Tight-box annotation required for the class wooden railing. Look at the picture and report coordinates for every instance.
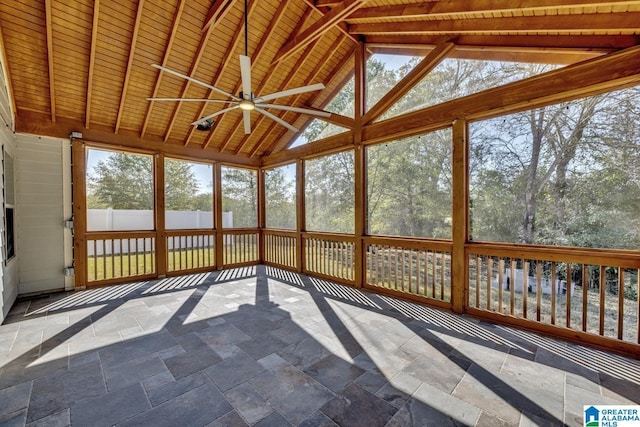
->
[303,232,355,284]
[364,236,452,308]
[86,231,156,284]
[166,230,216,274]
[264,229,297,271]
[222,229,259,267]
[467,244,640,350]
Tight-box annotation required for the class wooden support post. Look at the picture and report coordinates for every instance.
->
[296,159,305,273]
[155,153,167,277]
[354,41,366,289]
[451,119,468,313]
[258,167,266,264]
[215,163,224,269]
[72,139,87,289]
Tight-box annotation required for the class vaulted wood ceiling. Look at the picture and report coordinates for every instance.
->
[0,0,639,161]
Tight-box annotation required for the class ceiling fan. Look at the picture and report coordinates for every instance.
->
[147,0,330,134]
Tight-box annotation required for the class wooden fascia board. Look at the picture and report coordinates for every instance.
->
[362,41,454,124]
[349,12,640,35]
[348,0,640,21]
[273,0,365,65]
[141,0,186,138]
[15,111,259,167]
[363,44,640,145]
[115,0,145,133]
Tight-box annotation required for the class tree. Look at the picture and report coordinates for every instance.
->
[222,166,257,228]
[265,165,296,229]
[88,152,206,211]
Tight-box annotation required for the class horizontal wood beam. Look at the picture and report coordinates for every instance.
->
[316,0,341,6]
[348,0,640,21]
[362,41,454,124]
[274,0,365,65]
[312,109,355,129]
[15,110,259,166]
[363,34,640,51]
[363,44,640,145]
[350,13,640,35]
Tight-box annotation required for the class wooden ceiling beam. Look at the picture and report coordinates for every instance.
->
[162,1,237,142]
[316,0,342,7]
[140,0,186,138]
[184,0,258,147]
[348,0,640,22]
[115,0,145,133]
[202,0,233,31]
[85,0,100,129]
[44,0,56,122]
[363,34,640,50]
[270,41,355,155]
[362,41,454,125]
[273,0,366,65]
[301,0,360,46]
[200,0,290,149]
[349,12,640,35]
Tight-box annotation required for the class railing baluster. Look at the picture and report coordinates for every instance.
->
[551,261,557,325]
[498,258,504,314]
[599,265,606,336]
[475,256,481,308]
[566,263,572,328]
[523,259,528,319]
[486,257,492,311]
[618,268,624,340]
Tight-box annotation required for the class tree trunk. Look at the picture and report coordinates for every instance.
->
[522,109,545,244]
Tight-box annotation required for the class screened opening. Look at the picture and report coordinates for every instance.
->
[378,59,562,122]
[221,166,257,228]
[164,158,213,230]
[367,129,452,239]
[265,163,296,230]
[86,148,154,231]
[366,53,421,112]
[469,86,640,250]
[305,151,354,234]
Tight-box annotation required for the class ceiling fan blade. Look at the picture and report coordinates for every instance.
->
[190,105,239,125]
[239,55,252,100]
[152,64,241,101]
[256,103,331,117]
[147,98,239,103]
[243,110,251,134]
[255,108,299,133]
[254,83,325,103]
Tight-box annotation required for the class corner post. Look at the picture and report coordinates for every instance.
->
[354,40,367,288]
[215,163,224,269]
[72,139,87,289]
[155,153,167,278]
[296,159,305,273]
[451,118,468,313]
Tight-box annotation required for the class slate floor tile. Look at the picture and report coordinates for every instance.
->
[304,354,365,392]
[70,383,150,427]
[320,383,397,427]
[25,409,70,427]
[103,353,168,391]
[163,346,222,380]
[118,383,232,427]
[147,371,209,407]
[206,410,248,427]
[224,382,274,424]
[205,351,265,391]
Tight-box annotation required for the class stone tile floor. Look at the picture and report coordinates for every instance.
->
[0,265,638,426]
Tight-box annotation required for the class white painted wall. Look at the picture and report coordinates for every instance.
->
[15,134,72,295]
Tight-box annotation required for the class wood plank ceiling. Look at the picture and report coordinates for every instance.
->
[0,0,639,160]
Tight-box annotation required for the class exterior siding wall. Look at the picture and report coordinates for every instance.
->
[15,134,70,295]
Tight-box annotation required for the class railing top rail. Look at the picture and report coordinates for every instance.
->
[263,229,297,237]
[222,228,260,235]
[86,231,156,240]
[302,231,356,242]
[467,242,640,269]
[165,229,217,236]
[364,235,453,251]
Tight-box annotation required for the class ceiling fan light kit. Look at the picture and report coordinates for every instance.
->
[147,0,331,135]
